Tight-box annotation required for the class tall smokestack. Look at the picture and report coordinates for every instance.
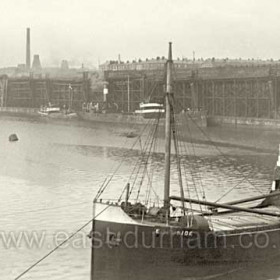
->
[26,28,30,70]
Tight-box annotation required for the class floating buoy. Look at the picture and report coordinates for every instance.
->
[9,134,18,142]
[126,131,138,138]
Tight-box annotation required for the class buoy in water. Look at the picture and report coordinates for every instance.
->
[9,134,18,142]
[125,132,138,138]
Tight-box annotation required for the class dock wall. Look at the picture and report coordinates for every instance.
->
[104,64,280,124]
[208,116,280,128]
[2,64,280,127]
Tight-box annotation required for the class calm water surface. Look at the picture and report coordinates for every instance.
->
[0,115,280,280]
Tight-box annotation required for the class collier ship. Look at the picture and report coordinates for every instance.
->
[89,43,280,280]
[77,100,207,127]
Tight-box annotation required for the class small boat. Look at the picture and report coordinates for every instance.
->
[38,103,61,116]
[89,43,280,280]
[38,85,77,118]
[135,102,165,119]
[38,104,77,118]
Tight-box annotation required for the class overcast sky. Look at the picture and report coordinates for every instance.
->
[1,0,280,67]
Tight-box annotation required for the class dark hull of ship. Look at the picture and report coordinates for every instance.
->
[91,217,280,280]
[142,112,164,119]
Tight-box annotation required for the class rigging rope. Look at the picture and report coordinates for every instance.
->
[148,112,161,206]
[182,113,207,209]
[168,68,205,215]
[178,113,213,225]
[136,114,161,203]
[117,119,156,202]
[171,109,187,215]
[174,98,266,202]
[132,119,157,197]
[176,117,195,217]
[144,112,161,206]
[176,112,204,213]
[186,112,265,196]
[116,114,161,205]
[95,118,154,200]
[214,176,251,203]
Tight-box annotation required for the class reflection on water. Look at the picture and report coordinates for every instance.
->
[0,115,279,279]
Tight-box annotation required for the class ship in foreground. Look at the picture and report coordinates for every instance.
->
[89,43,280,280]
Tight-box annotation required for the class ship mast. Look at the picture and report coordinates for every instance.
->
[163,42,173,209]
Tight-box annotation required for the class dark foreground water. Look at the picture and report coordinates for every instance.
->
[0,115,280,280]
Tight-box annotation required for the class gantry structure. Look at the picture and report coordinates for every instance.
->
[103,61,280,119]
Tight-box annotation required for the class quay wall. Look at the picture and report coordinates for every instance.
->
[208,116,280,128]
[0,107,37,114]
[2,64,280,128]
[104,64,280,125]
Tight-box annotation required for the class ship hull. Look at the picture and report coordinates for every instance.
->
[91,204,280,280]
[38,111,77,118]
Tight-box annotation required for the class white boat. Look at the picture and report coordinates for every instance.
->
[38,104,61,116]
[38,104,77,118]
[135,102,165,119]
[38,85,77,118]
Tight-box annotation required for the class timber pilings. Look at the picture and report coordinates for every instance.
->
[104,67,280,117]
[2,75,90,109]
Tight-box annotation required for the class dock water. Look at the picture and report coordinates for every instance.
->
[0,114,280,279]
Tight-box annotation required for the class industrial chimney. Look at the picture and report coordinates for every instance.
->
[26,28,31,70]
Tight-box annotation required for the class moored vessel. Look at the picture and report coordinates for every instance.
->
[38,103,77,118]
[89,43,280,280]
[38,103,60,116]
[135,102,165,119]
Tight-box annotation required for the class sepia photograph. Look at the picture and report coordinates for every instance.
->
[1,0,280,279]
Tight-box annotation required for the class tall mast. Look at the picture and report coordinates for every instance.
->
[163,42,173,209]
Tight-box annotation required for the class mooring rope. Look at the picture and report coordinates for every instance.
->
[14,204,110,280]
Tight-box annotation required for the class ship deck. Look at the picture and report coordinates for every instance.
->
[209,206,280,232]
[95,203,280,233]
